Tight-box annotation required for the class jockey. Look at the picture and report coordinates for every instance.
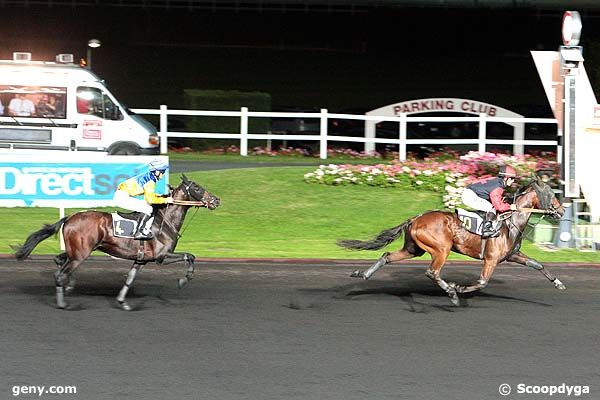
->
[461,164,517,238]
[113,159,173,240]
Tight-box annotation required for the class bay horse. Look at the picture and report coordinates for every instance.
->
[338,176,566,306]
[14,175,220,310]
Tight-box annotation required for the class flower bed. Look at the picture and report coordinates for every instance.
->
[304,151,559,209]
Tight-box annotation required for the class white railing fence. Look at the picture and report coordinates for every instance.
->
[131,106,559,160]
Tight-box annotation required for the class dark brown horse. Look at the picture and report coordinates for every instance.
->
[339,177,566,305]
[14,175,220,310]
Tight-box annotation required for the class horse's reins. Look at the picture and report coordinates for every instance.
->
[171,182,208,236]
[517,207,554,214]
[172,199,206,206]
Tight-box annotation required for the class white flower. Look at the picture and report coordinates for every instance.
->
[416,180,423,185]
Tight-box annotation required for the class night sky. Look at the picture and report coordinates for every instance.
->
[1,3,599,115]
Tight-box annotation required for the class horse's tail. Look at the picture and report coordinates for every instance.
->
[13,217,68,260]
[337,217,415,251]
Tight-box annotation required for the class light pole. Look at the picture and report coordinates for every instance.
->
[86,39,101,70]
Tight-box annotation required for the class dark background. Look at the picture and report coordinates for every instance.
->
[2,1,600,116]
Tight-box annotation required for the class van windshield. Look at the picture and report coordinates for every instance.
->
[0,85,66,119]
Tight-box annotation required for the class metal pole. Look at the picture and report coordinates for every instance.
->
[86,47,92,69]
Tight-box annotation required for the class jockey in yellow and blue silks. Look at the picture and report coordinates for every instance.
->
[113,160,173,240]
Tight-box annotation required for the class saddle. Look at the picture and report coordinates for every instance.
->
[111,212,142,238]
[455,208,501,237]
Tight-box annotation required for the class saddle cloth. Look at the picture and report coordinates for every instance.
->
[111,212,142,238]
[455,208,501,236]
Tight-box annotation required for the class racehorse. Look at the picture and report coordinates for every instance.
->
[338,176,566,305]
[14,175,220,310]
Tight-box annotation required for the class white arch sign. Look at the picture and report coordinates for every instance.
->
[364,97,525,154]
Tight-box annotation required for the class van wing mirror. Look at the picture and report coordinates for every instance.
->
[111,106,123,121]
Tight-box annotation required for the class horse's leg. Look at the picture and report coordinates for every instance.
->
[53,253,70,309]
[423,250,459,306]
[54,258,84,309]
[350,249,415,279]
[54,253,76,294]
[160,252,196,289]
[454,259,498,294]
[116,262,145,311]
[507,251,566,290]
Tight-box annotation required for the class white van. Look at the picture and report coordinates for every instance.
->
[0,53,159,155]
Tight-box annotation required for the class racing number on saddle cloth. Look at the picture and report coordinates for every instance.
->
[112,214,136,238]
[114,220,126,236]
[459,215,473,230]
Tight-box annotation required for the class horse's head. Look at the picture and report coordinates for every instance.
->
[176,174,220,210]
[515,176,564,219]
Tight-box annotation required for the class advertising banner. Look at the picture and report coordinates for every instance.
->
[0,154,169,208]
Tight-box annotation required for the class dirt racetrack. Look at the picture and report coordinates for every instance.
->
[1,257,599,400]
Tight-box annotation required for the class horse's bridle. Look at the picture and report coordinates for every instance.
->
[180,182,208,207]
[512,181,561,218]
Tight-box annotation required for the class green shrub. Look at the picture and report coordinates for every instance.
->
[183,89,271,150]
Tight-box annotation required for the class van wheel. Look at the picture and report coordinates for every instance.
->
[110,144,141,155]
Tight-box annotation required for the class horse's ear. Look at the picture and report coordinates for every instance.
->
[181,174,189,183]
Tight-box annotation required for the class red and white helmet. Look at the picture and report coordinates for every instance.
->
[498,165,517,178]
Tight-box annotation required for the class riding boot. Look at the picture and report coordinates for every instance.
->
[481,211,497,238]
[133,214,153,240]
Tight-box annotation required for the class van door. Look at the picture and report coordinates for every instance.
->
[75,86,125,151]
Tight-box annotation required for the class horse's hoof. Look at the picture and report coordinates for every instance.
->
[447,289,460,306]
[177,278,189,289]
[65,286,75,295]
[56,301,68,309]
[350,270,365,279]
[118,301,132,311]
[554,279,566,290]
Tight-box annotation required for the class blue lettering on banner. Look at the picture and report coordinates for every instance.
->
[0,156,168,207]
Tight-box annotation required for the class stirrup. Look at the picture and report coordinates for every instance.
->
[133,231,153,240]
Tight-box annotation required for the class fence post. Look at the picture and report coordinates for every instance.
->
[320,108,328,159]
[399,114,407,161]
[240,107,248,156]
[159,104,168,154]
[59,207,65,251]
[478,113,487,154]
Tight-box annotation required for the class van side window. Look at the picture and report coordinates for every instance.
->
[76,87,123,120]
[0,85,66,119]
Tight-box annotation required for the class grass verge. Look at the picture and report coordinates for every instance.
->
[2,166,598,263]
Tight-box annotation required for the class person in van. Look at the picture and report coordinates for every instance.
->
[113,160,173,240]
[8,93,35,116]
